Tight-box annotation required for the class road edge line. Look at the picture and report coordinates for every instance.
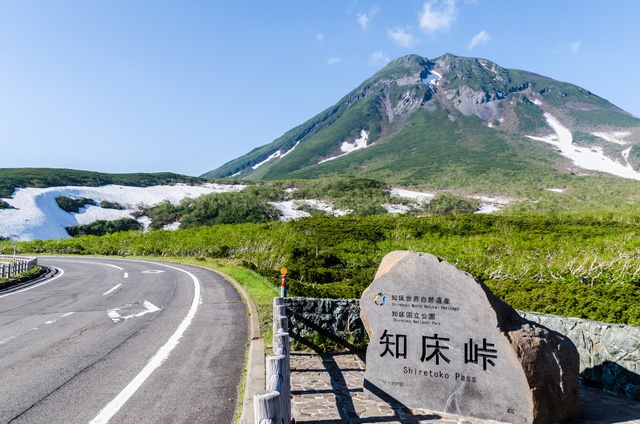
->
[207,268,264,424]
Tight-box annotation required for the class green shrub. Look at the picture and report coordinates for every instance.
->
[100,201,124,210]
[428,193,480,215]
[66,218,143,237]
[55,196,97,213]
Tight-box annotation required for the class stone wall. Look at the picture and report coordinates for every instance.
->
[284,297,640,400]
[520,311,640,400]
[284,298,367,352]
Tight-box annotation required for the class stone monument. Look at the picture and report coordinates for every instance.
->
[360,251,580,424]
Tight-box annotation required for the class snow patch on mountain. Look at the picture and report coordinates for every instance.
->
[390,189,510,213]
[318,130,369,164]
[383,203,411,214]
[390,188,435,203]
[0,183,245,241]
[269,200,351,219]
[591,131,631,145]
[527,113,640,181]
[473,196,511,214]
[422,71,442,89]
[252,141,301,170]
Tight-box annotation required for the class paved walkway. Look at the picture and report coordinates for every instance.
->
[290,352,640,424]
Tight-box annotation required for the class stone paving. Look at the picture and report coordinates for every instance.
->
[290,352,640,424]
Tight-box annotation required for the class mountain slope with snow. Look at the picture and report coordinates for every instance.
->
[203,53,640,195]
[0,184,245,241]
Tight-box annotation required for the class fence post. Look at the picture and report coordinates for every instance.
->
[255,296,291,424]
[273,331,290,424]
[253,390,280,424]
[273,297,286,347]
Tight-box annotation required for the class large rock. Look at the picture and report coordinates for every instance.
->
[361,251,580,424]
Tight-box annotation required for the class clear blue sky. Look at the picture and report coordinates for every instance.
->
[1,1,638,176]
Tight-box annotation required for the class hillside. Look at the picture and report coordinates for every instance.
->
[204,54,640,196]
[0,168,207,198]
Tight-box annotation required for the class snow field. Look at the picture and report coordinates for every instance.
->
[527,113,640,181]
[1,183,509,241]
[0,183,245,241]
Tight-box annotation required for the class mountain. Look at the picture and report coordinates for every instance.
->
[203,53,640,194]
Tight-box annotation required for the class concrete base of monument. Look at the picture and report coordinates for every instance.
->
[360,251,581,424]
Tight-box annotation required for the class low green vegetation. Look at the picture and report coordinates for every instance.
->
[428,193,480,215]
[0,200,12,209]
[56,196,97,213]
[100,201,124,210]
[515,97,547,133]
[6,212,640,326]
[137,186,284,230]
[569,109,640,127]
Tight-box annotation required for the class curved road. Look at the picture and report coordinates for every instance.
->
[0,257,248,423]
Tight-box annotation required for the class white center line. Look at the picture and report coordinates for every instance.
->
[89,262,201,424]
[102,284,122,296]
[0,312,75,345]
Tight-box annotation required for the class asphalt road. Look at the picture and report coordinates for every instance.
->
[0,257,248,423]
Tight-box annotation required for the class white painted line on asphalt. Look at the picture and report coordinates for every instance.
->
[102,284,122,296]
[0,266,65,299]
[0,311,75,345]
[51,259,125,271]
[107,301,161,323]
[89,262,201,424]
[124,273,129,279]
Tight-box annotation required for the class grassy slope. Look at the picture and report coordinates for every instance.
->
[7,212,640,326]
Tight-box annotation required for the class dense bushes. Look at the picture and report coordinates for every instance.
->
[66,218,143,237]
[7,212,640,325]
[55,196,97,213]
[138,186,284,230]
[428,193,480,215]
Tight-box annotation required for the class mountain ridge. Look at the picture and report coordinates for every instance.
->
[203,53,640,192]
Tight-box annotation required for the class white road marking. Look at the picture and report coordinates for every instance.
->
[0,312,75,345]
[107,301,160,323]
[50,259,125,271]
[0,267,65,299]
[102,284,122,296]
[141,270,164,274]
[123,273,128,278]
[90,263,201,424]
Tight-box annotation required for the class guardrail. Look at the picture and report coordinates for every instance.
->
[0,255,38,279]
[254,297,291,424]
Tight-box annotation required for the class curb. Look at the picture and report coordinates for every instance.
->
[209,269,265,424]
[0,265,49,291]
